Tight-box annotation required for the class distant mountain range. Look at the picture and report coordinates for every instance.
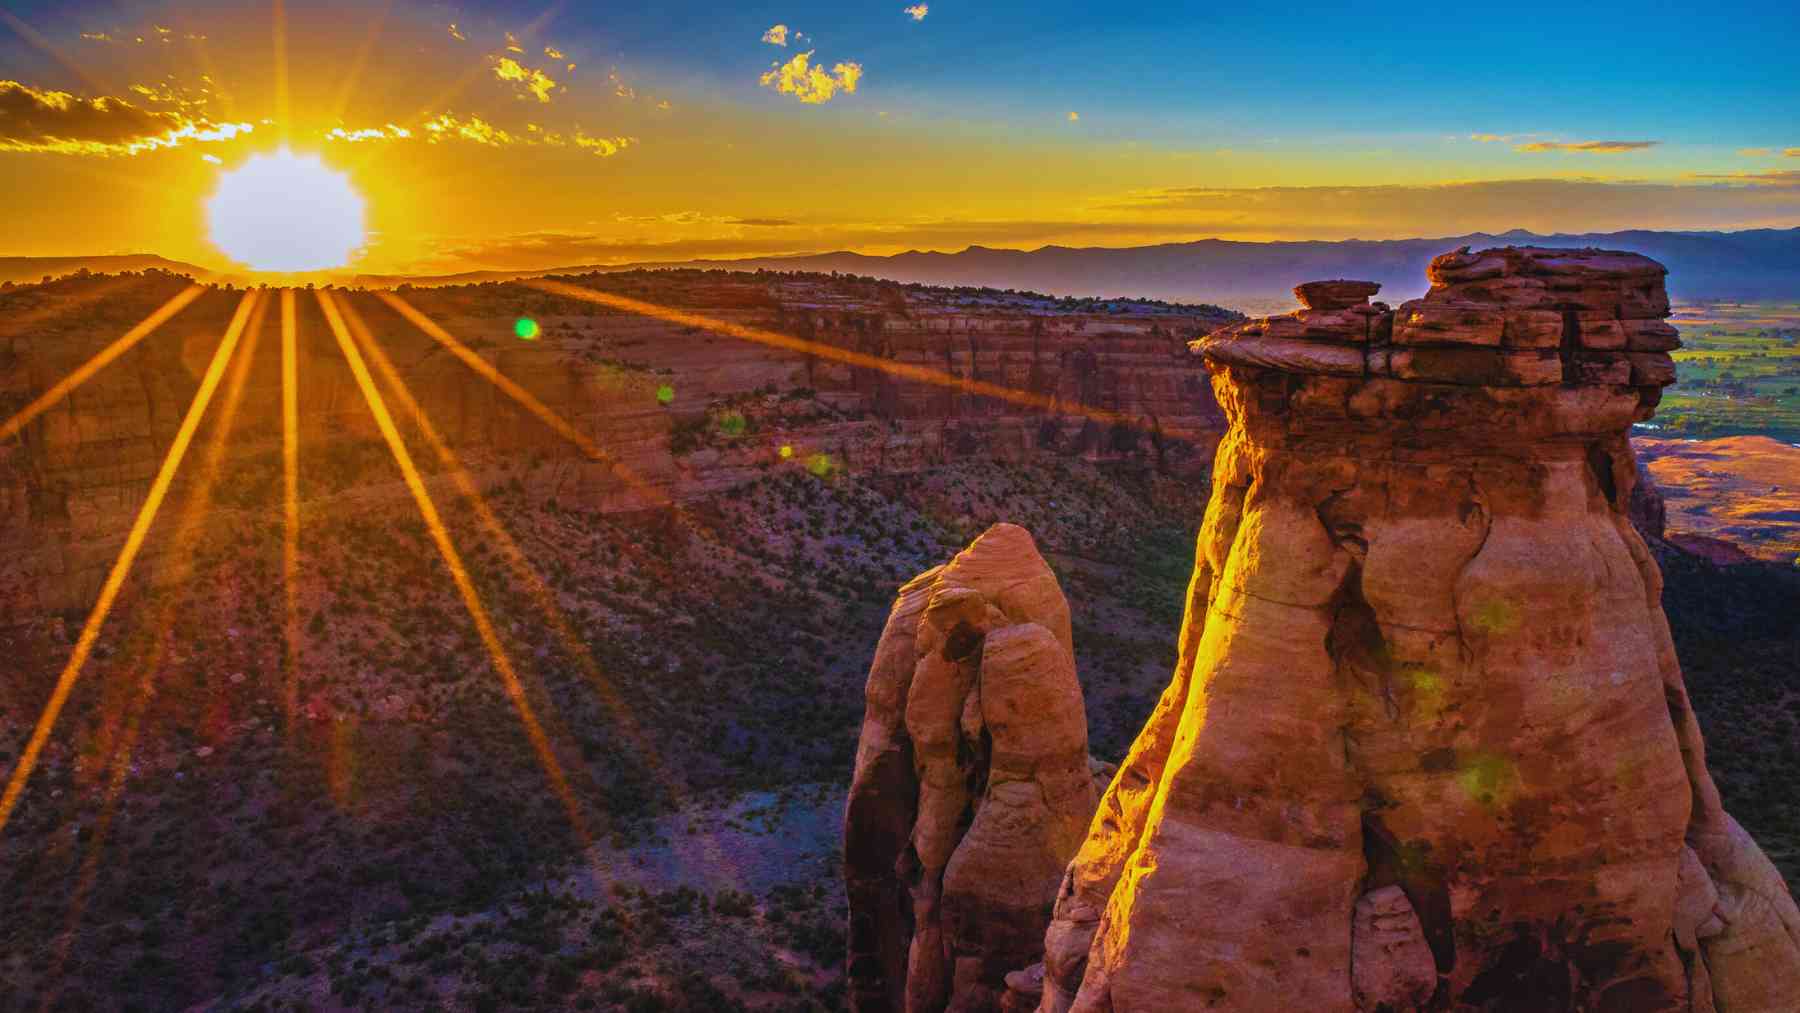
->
[356,227,1800,307]
[0,254,216,286]
[11,227,1800,308]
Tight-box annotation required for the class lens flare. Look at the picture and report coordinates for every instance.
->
[207,149,365,271]
[514,317,541,340]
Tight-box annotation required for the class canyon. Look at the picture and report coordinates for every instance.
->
[0,258,1796,1010]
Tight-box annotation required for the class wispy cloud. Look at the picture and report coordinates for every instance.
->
[1739,147,1773,157]
[904,5,929,21]
[574,132,635,157]
[504,31,524,54]
[325,124,412,143]
[1788,148,1800,158]
[760,51,863,104]
[448,23,467,42]
[494,57,558,103]
[761,24,789,46]
[421,112,519,146]
[613,211,797,227]
[1067,111,1080,122]
[1513,139,1658,153]
[0,80,251,156]
[544,45,565,60]
[1689,169,1800,186]
[327,115,634,159]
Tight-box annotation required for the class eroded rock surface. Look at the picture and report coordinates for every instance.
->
[845,523,1096,1012]
[1034,248,1800,1011]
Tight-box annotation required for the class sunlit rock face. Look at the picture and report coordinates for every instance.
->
[845,523,1097,1012]
[1035,249,1800,1011]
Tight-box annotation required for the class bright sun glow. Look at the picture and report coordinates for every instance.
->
[207,150,365,272]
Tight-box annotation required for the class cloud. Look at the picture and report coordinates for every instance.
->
[421,113,518,146]
[762,24,789,46]
[1468,132,1508,143]
[573,132,635,157]
[504,32,524,54]
[79,31,112,42]
[0,80,252,156]
[1067,111,1079,122]
[904,5,929,20]
[544,45,565,60]
[1513,139,1658,153]
[1788,148,1800,158]
[331,115,636,159]
[448,23,467,42]
[612,212,797,227]
[1688,169,1800,186]
[494,57,558,103]
[325,124,413,142]
[760,51,863,104]
[1739,147,1773,157]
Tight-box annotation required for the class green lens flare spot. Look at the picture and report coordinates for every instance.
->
[1468,598,1520,636]
[806,453,834,478]
[514,317,540,340]
[717,411,747,437]
[656,384,675,405]
[1455,752,1518,809]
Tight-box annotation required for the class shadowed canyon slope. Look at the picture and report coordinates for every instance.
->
[1022,249,1800,1010]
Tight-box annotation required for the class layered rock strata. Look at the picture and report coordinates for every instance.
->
[0,275,1231,615]
[1034,249,1800,1011]
[845,523,1097,1012]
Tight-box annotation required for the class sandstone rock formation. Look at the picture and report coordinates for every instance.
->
[845,523,1097,1012]
[1032,248,1800,1011]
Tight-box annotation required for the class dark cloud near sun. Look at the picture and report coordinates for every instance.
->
[0,80,251,155]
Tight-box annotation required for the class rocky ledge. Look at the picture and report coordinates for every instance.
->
[1023,248,1800,1011]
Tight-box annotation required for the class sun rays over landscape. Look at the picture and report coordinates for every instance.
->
[3,2,1800,1011]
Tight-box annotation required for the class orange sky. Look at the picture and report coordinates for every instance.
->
[1,1,1797,276]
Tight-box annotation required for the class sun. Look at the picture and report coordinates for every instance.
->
[207,149,365,272]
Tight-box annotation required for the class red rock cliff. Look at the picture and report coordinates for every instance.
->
[1033,248,1800,1011]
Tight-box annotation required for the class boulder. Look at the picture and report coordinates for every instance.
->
[1295,280,1381,311]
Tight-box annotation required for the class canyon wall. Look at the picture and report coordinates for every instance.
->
[1030,249,1800,1011]
[0,273,1232,615]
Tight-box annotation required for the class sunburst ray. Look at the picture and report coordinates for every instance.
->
[0,285,207,444]
[0,290,260,838]
[375,290,675,508]
[316,290,593,845]
[280,289,302,737]
[34,291,269,1009]
[523,278,1195,440]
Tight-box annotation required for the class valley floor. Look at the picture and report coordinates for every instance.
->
[0,456,1795,1012]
